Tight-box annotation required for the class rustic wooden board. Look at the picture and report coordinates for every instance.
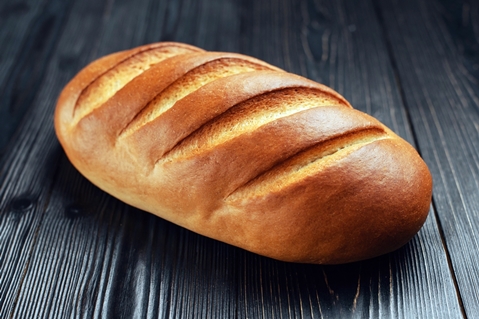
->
[375,0,479,317]
[0,0,109,316]
[231,0,463,317]
[0,0,472,317]
[0,0,75,154]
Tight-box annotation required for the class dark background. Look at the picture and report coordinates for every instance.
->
[0,0,478,317]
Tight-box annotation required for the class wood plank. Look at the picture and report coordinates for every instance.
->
[143,0,243,51]
[3,0,245,316]
[375,0,479,317]
[0,0,111,316]
[0,0,467,318]
[0,0,75,155]
[236,0,463,317]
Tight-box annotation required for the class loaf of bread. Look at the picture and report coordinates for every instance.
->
[54,42,432,264]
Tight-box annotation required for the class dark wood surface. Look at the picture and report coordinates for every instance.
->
[0,0,477,317]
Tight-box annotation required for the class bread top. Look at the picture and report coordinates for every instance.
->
[55,42,432,264]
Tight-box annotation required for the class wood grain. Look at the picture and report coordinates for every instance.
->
[239,2,462,317]
[0,0,74,155]
[0,0,110,316]
[375,0,479,317]
[0,0,473,317]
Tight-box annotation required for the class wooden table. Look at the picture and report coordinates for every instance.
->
[1,0,477,317]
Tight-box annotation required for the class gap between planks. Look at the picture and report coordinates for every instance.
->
[370,0,467,317]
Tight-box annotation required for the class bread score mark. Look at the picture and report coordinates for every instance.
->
[226,127,389,200]
[119,58,275,138]
[72,44,200,124]
[157,88,351,163]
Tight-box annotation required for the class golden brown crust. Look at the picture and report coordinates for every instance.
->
[54,42,432,264]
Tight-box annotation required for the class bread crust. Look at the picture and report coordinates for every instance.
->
[55,42,432,264]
